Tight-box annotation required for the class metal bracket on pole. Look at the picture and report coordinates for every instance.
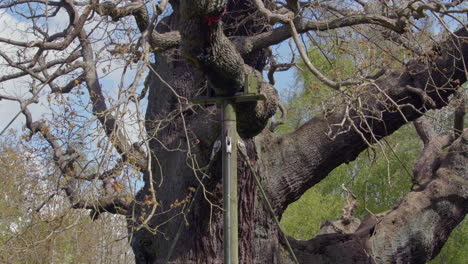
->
[191,74,266,106]
[226,137,232,154]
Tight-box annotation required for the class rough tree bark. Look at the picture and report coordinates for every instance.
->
[126,1,467,263]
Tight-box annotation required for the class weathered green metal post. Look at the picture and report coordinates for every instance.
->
[222,100,238,264]
[189,74,264,264]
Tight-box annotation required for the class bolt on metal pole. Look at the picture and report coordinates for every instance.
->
[222,100,238,264]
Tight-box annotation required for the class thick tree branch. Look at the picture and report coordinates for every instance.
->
[236,14,407,55]
[0,0,87,51]
[368,129,468,263]
[90,0,179,52]
[78,29,148,170]
[284,128,467,264]
[92,0,149,32]
[257,25,468,214]
[453,92,465,138]
[412,117,447,188]
[150,31,181,51]
[414,116,437,146]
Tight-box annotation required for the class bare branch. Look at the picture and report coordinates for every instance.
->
[265,46,295,86]
[50,74,85,93]
[288,20,360,90]
[0,52,82,83]
[78,30,147,170]
[0,0,88,51]
[17,99,132,216]
[252,0,293,24]
[239,0,467,56]
[269,103,287,132]
[75,161,124,181]
[405,85,437,109]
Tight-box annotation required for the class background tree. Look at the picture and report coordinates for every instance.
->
[0,0,467,263]
[0,130,134,263]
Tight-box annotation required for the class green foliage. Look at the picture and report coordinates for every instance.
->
[280,125,417,238]
[280,186,344,240]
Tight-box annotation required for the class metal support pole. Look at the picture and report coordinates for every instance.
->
[222,100,238,264]
[190,74,263,263]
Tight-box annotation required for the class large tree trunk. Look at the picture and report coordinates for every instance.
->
[131,3,283,262]
[129,1,467,263]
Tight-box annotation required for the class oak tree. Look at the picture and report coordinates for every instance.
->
[0,0,466,263]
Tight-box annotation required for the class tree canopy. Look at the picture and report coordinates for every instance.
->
[0,0,466,263]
